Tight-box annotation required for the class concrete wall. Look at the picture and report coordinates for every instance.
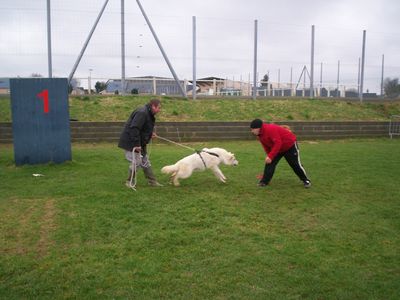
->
[0,121,390,144]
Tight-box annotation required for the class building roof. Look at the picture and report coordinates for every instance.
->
[197,77,225,81]
[0,78,10,89]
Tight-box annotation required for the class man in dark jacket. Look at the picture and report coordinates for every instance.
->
[118,99,162,187]
[250,118,311,188]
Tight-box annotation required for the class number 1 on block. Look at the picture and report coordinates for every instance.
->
[37,89,49,113]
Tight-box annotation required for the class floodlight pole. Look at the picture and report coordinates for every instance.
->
[278,69,280,88]
[192,16,197,100]
[320,62,323,95]
[359,30,366,102]
[337,60,340,97]
[121,0,126,95]
[46,0,52,78]
[252,19,258,100]
[380,54,384,97]
[310,25,315,98]
[290,67,293,86]
[68,0,110,83]
[136,0,186,97]
[357,57,361,95]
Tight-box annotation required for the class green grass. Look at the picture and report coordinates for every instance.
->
[1,139,400,299]
[1,95,400,122]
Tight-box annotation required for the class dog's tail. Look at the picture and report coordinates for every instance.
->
[161,164,178,176]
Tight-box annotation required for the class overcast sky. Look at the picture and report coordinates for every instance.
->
[1,0,399,93]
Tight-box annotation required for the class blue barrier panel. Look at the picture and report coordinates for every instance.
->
[10,78,72,166]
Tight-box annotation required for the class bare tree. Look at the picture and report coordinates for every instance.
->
[260,73,272,91]
[30,73,43,78]
[384,78,400,98]
[260,74,269,87]
[95,81,107,93]
[68,78,81,94]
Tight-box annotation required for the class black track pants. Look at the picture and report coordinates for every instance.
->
[261,142,309,185]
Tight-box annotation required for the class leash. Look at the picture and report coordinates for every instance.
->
[157,135,219,169]
[157,135,196,152]
[127,147,152,191]
[127,149,139,191]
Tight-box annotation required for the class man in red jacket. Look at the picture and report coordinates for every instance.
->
[250,119,311,188]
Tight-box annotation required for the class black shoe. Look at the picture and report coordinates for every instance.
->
[257,182,267,187]
[304,180,311,188]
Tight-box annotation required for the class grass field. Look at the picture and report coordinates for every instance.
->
[1,95,400,122]
[1,139,399,299]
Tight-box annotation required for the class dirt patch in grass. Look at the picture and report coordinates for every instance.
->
[0,198,57,257]
[37,199,57,257]
[15,199,36,255]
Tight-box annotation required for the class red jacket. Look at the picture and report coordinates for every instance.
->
[257,123,297,160]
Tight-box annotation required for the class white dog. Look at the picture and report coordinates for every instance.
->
[161,147,238,186]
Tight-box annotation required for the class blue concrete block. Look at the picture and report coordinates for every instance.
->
[10,78,71,165]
